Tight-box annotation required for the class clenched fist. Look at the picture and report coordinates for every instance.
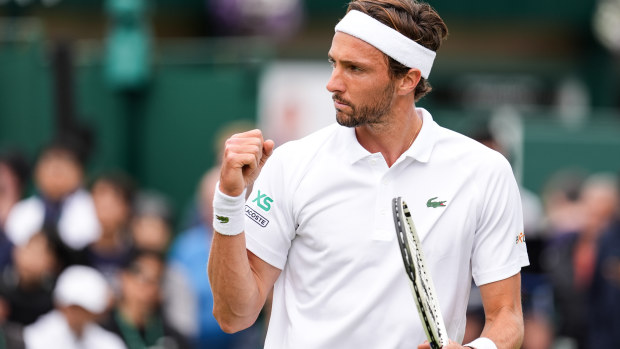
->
[218,129,274,197]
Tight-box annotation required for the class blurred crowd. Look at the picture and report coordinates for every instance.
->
[463,130,620,349]
[0,129,267,349]
[0,121,619,349]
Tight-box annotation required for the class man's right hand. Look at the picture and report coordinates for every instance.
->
[219,129,275,197]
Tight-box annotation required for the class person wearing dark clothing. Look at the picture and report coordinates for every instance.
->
[4,137,100,269]
[0,233,58,326]
[102,249,188,349]
[542,172,619,348]
[0,149,30,272]
[542,232,590,348]
[589,220,620,348]
[0,233,13,278]
[85,171,136,292]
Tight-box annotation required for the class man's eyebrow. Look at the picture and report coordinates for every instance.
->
[327,55,368,67]
[341,59,371,69]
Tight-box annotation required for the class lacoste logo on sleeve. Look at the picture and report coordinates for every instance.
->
[245,205,269,227]
[215,215,229,224]
[426,197,447,208]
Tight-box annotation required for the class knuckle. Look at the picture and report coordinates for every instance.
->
[222,151,234,163]
[224,138,236,148]
[253,144,262,154]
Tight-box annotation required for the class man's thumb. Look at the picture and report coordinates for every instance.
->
[260,139,275,166]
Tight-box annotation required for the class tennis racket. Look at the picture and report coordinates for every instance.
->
[392,197,449,349]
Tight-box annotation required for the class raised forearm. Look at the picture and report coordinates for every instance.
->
[472,274,524,349]
[208,232,264,333]
[208,129,277,333]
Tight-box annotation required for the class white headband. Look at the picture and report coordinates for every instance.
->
[334,10,436,79]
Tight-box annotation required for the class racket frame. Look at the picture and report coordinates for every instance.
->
[392,196,449,349]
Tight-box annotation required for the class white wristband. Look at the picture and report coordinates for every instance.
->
[212,182,246,236]
[464,337,498,349]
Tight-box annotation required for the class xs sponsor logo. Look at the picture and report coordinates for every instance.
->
[515,232,526,244]
[245,205,269,227]
[252,190,273,211]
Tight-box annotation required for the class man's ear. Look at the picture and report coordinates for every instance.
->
[397,68,421,96]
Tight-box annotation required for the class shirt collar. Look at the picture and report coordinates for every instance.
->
[340,107,438,165]
[401,107,436,163]
[340,125,371,165]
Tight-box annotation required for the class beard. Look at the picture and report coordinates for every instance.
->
[333,80,396,128]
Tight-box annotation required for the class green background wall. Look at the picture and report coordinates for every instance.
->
[0,36,269,220]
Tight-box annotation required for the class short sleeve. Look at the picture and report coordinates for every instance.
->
[471,155,530,286]
[244,146,296,270]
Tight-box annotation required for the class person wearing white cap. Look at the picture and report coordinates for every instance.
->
[208,1,528,349]
[23,265,126,349]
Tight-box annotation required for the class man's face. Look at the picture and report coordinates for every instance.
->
[326,32,397,128]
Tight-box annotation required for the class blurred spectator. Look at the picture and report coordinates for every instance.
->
[579,173,619,241]
[4,137,100,267]
[131,191,172,253]
[86,171,137,291]
[23,265,124,349]
[542,172,619,348]
[0,149,30,271]
[102,248,188,349]
[540,169,587,238]
[588,172,620,348]
[0,232,59,326]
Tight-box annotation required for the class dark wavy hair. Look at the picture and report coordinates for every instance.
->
[345,0,448,101]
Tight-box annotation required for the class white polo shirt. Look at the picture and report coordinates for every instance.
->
[245,108,529,349]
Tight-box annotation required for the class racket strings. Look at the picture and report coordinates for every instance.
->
[396,198,448,349]
[393,199,441,349]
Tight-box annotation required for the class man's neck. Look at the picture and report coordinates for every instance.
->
[355,107,423,167]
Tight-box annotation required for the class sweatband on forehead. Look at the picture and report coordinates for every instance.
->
[334,10,436,79]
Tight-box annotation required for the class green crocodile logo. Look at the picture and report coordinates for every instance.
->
[426,197,447,208]
[216,215,230,223]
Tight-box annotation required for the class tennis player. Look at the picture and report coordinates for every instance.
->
[208,1,529,348]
